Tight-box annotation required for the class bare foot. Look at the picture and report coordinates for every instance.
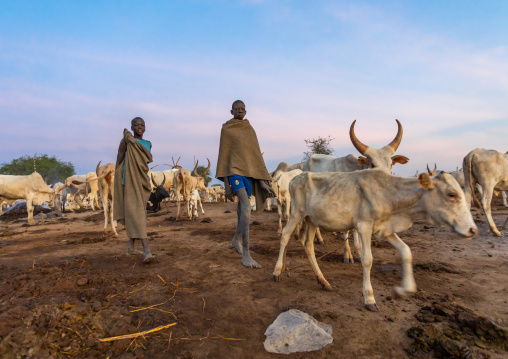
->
[143,254,155,263]
[126,248,143,255]
[242,256,261,268]
[232,237,242,254]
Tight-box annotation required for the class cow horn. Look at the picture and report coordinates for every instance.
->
[96,161,102,176]
[161,173,166,186]
[427,164,431,174]
[176,156,181,166]
[349,120,368,155]
[202,158,211,177]
[150,164,159,170]
[151,174,158,187]
[433,163,437,172]
[55,184,66,193]
[387,119,403,152]
[193,160,199,177]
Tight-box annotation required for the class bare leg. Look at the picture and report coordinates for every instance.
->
[126,238,143,255]
[236,188,261,268]
[231,199,243,254]
[141,238,154,263]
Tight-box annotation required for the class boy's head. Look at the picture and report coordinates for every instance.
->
[231,100,246,120]
[131,117,145,138]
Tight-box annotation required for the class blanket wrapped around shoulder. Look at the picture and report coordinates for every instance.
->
[216,119,272,212]
[113,129,153,239]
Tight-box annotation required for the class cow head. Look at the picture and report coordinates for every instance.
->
[193,158,211,191]
[418,172,477,237]
[350,119,409,172]
[147,174,170,212]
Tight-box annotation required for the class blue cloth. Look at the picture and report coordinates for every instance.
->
[229,174,252,197]
[123,139,151,185]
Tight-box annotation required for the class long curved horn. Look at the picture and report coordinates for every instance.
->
[387,119,403,152]
[433,163,437,172]
[151,174,158,187]
[55,184,66,193]
[427,164,431,174]
[96,161,102,176]
[202,158,211,177]
[150,164,159,170]
[193,160,199,177]
[175,156,181,166]
[161,173,166,186]
[349,120,368,155]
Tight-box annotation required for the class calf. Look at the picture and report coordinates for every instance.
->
[147,174,169,212]
[189,189,205,218]
[272,170,477,311]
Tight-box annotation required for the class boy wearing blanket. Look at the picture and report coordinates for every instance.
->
[216,100,275,268]
[114,117,154,263]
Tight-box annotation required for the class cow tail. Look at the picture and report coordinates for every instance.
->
[464,151,481,208]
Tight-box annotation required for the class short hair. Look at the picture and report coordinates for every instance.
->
[131,117,145,126]
[232,100,245,109]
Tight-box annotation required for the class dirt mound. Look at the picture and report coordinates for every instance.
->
[407,299,508,358]
[0,203,51,221]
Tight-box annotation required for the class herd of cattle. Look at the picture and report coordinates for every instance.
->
[0,120,507,311]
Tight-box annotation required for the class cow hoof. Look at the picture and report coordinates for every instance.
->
[344,257,354,264]
[273,274,281,282]
[365,303,379,312]
[493,230,502,237]
[315,240,324,244]
[393,286,406,299]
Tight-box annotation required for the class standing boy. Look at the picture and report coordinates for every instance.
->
[114,117,154,263]
[216,100,275,268]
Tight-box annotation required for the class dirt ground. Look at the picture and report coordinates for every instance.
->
[0,199,507,359]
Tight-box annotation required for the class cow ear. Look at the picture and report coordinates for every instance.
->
[392,155,409,165]
[357,156,369,165]
[418,173,434,190]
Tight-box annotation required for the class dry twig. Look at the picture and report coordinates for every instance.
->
[99,323,177,342]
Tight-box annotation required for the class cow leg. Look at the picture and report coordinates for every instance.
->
[110,187,118,237]
[302,220,332,290]
[357,223,377,311]
[236,189,261,268]
[273,207,305,280]
[314,227,324,244]
[277,201,283,236]
[343,231,354,263]
[480,183,501,236]
[385,233,417,297]
[26,196,35,225]
[353,230,361,259]
[199,198,204,214]
[101,190,109,238]
[502,191,508,208]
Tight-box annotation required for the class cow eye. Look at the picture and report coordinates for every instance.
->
[447,192,457,199]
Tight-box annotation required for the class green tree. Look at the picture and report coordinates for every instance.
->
[303,136,334,159]
[192,165,212,186]
[0,154,75,184]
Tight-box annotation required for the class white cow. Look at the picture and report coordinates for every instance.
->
[273,170,477,311]
[189,189,205,219]
[0,172,56,225]
[304,120,409,262]
[463,149,508,236]
[173,159,210,220]
[85,172,101,211]
[95,162,118,237]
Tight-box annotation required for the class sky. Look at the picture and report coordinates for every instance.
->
[1,0,507,184]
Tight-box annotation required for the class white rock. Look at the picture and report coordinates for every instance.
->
[264,309,333,354]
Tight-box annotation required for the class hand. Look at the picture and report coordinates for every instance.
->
[224,178,235,202]
[259,180,276,198]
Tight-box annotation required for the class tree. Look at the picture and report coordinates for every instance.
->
[192,165,212,186]
[0,154,75,184]
[303,136,334,159]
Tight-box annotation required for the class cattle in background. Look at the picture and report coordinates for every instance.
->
[147,174,169,212]
[85,172,101,211]
[463,149,508,236]
[95,162,117,237]
[56,174,89,212]
[173,158,210,220]
[449,168,465,188]
[0,172,56,225]
[271,161,304,175]
[273,170,477,311]
[426,163,437,176]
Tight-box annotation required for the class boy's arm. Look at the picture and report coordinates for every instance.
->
[224,177,234,202]
[116,140,127,168]
[258,180,276,197]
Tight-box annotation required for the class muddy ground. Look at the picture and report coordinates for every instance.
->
[0,199,507,359]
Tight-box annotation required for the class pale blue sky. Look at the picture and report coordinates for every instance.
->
[1,1,507,183]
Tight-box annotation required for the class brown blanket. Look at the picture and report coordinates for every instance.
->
[113,129,153,239]
[216,119,272,212]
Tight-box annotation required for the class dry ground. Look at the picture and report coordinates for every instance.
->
[0,199,507,358]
